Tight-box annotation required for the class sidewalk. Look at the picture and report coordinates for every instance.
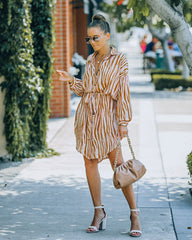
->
[0,36,192,240]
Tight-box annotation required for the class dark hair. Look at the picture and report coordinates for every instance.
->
[88,14,110,34]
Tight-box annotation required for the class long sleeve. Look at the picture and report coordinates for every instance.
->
[69,77,84,97]
[69,58,91,97]
[116,55,132,125]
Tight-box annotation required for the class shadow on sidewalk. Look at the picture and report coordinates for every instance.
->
[0,169,191,240]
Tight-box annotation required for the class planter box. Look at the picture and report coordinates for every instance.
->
[0,76,8,157]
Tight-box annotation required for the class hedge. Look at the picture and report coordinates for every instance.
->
[150,69,182,82]
[30,0,56,151]
[153,74,192,90]
[0,0,56,160]
[187,152,192,186]
[150,69,182,75]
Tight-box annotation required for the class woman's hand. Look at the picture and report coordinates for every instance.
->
[118,125,128,140]
[56,70,73,83]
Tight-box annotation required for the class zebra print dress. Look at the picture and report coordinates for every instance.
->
[70,47,132,162]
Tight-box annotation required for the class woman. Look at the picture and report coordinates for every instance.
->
[56,14,141,237]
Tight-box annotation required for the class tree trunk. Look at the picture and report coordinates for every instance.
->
[147,21,175,72]
[161,40,175,72]
[182,60,190,79]
[146,0,192,73]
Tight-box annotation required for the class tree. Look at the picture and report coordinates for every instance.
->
[115,0,192,74]
[103,1,176,71]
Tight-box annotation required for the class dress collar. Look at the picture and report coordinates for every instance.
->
[87,47,118,63]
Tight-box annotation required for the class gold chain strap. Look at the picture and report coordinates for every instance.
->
[114,135,136,170]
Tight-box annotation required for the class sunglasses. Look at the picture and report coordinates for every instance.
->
[85,35,103,44]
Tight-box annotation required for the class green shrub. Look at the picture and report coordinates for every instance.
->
[0,0,56,160]
[0,0,42,160]
[150,70,182,82]
[187,152,192,186]
[30,0,56,151]
[153,74,192,90]
[150,69,182,75]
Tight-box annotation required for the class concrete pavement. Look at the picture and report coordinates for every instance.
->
[0,36,192,240]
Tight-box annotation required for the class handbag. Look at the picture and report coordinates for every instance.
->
[113,135,146,189]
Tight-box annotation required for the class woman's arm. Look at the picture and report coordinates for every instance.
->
[56,70,84,97]
[116,74,132,125]
[116,54,132,138]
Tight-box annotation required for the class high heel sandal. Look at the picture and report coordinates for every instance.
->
[129,209,142,237]
[86,205,107,233]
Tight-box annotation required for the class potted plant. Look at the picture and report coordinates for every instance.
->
[187,151,192,196]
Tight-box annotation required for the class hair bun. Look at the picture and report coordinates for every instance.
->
[92,14,106,22]
[88,14,110,34]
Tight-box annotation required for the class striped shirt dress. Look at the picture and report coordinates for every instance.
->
[70,47,132,162]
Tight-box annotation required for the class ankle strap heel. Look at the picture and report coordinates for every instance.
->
[94,205,104,209]
[130,209,140,212]
[130,209,142,237]
[94,205,106,217]
[87,205,107,233]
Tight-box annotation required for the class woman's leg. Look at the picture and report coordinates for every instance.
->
[84,156,105,232]
[108,147,141,236]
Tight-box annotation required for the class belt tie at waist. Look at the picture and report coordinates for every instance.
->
[84,91,107,116]
[84,92,101,116]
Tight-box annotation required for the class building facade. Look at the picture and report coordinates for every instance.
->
[50,0,100,118]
